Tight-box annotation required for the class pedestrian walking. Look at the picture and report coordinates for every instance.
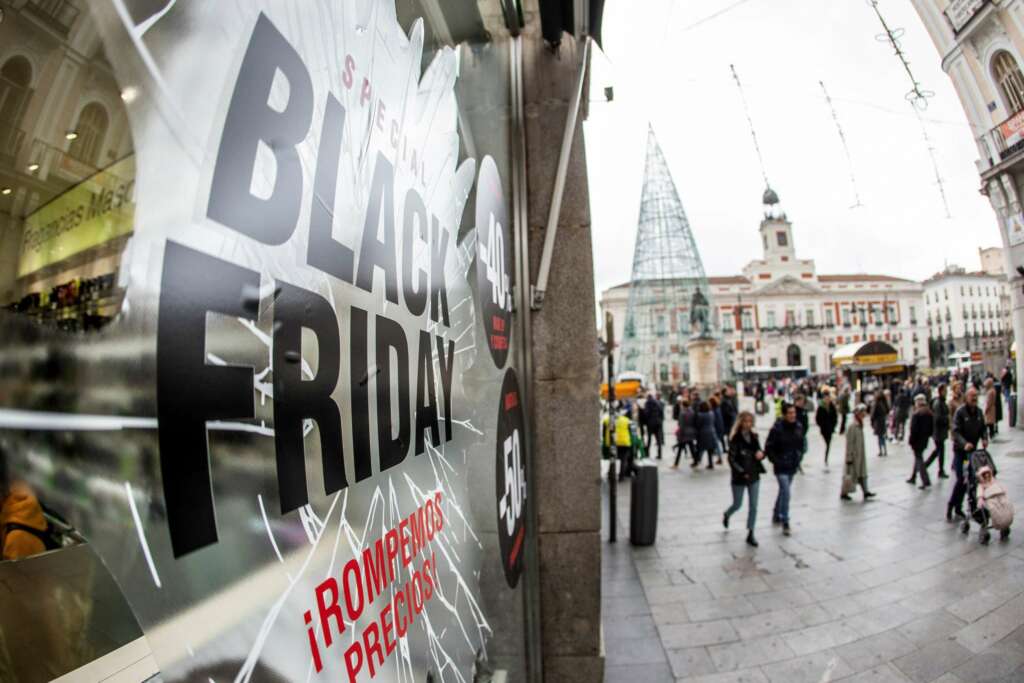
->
[816,390,839,470]
[870,390,889,456]
[672,400,698,469]
[894,382,912,441]
[841,404,876,501]
[948,387,988,522]
[635,395,647,444]
[983,377,997,441]
[948,381,964,424]
[907,394,934,489]
[644,392,665,459]
[925,383,950,478]
[721,386,738,448]
[710,396,726,465]
[722,411,766,547]
[838,386,851,434]
[765,403,803,536]
[694,401,718,470]
[612,407,636,481]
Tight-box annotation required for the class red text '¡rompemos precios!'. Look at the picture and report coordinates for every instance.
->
[304,491,445,680]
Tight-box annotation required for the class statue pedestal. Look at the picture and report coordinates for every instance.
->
[687,337,720,391]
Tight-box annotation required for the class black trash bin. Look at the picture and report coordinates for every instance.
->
[630,462,658,546]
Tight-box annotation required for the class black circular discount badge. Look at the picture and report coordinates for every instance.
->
[475,156,513,368]
[495,368,526,588]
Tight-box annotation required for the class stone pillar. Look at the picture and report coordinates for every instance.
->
[988,175,1024,427]
[687,337,721,393]
[520,10,604,681]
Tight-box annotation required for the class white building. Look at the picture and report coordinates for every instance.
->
[600,192,931,381]
[910,0,1024,414]
[923,264,1012,372]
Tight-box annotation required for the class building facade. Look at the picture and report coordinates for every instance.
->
[923,264,1012,371]
[910,0,1024,414]
[601,194,931,380]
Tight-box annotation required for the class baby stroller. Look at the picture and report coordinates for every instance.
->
[962,449,1014,544]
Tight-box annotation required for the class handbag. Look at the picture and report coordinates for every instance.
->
[841,470,857,495]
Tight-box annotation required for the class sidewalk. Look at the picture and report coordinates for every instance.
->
[601,401,1024,683]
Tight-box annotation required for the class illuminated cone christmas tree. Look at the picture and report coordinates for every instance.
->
[619,127,719,386]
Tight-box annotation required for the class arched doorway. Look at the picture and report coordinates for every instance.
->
[786,343,801,367]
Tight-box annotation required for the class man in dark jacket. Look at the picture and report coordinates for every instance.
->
[948,387,988,521]
[644,393,665,459]
[765,403,803,536]
[925,383,950,478]
[907,395,934,489]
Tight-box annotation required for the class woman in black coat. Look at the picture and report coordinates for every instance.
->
[815,391,839,469]
[870,390,890,457]
[723,411,766,547]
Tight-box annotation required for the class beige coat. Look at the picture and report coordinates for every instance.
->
[845,421,867,482]
[984,388,997,426]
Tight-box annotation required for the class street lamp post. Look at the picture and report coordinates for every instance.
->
[738,292,746,379]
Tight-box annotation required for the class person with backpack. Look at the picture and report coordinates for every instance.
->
[907,394,934,489]
[673,399,698,469]
[949,387,988,522]
[816,390,839,470]
[765,403,804,536]
[722,411,766,548]
[0,446,49,560]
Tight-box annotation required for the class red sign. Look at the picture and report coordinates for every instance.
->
[999,109,1024,146]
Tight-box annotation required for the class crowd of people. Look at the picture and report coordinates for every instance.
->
[602,364,1016,548]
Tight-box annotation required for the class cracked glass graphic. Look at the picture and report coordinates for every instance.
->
[0,1,525,681]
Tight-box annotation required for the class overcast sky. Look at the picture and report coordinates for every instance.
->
[585,0,999,300]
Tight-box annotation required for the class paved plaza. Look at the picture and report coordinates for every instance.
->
[601,402,1024,683]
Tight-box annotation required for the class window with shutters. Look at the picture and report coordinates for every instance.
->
[69,102,109,166]
[993,50,1024,114]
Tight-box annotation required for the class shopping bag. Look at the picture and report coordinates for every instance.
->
[841,473,856,495]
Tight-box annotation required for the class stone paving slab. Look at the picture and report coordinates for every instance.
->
[602,399,1024,682]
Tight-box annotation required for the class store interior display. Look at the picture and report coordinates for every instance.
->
[7,273,121,332]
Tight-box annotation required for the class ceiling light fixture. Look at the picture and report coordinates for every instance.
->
[1,188,12,196]
[65,131,78,141]
[27,163,39,172]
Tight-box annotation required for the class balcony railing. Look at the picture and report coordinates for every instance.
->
[984,108,1024,167]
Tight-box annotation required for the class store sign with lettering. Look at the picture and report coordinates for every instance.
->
[18,155,135,276]
[945,0,985,32]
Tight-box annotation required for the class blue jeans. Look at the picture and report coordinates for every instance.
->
[773,473,793,523]
[725,481,760,531]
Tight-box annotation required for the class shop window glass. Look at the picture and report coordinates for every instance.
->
[994,50,1024,114]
